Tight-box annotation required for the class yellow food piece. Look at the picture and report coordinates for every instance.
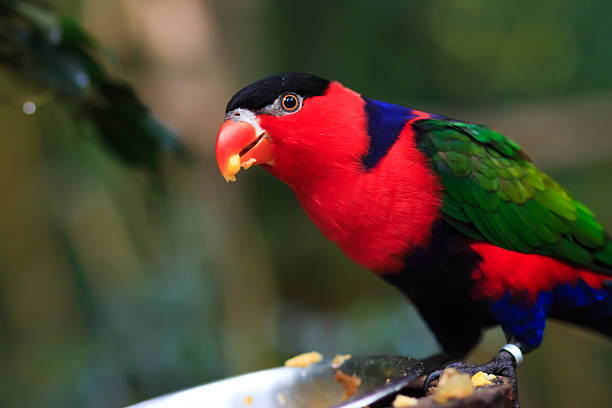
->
[226,154,241,178]
[276,393,286,405]
[241,158,257,169]
[432,368,473,403]
[392,394,419,407]
[284,351,323,368]
[471,371,496,387]
[331,354,352,369]
[243,395,253,405]
[335,369,362,399]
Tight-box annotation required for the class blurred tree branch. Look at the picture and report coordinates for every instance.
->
[0,0,184,170]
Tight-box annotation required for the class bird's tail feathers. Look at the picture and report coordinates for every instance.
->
[552,281,612,338]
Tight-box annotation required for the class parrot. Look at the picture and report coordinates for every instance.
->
[214,73,612,389]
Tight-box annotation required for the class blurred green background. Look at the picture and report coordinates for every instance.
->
[1,1,611,407]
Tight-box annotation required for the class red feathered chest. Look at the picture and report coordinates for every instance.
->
[261,86,443,273]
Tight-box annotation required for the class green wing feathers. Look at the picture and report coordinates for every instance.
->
[414,119,612,275]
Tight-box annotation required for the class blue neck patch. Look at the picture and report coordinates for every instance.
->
[361,98,417,170]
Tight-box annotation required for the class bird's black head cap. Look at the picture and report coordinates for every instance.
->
[225,73,330,113]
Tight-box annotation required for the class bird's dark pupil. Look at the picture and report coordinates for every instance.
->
[284,95,297,109]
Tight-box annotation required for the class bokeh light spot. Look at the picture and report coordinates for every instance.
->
[22,101,36,115]
[75,71,90,88]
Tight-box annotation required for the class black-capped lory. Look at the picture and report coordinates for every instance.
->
[215,73,611,388]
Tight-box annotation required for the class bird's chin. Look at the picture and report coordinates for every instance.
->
[239,132,274,169]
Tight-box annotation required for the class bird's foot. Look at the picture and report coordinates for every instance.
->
[423,344,522,392]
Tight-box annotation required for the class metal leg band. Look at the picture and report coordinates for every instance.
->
[500,343,523,366]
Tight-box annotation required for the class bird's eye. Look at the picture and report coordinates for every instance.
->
[281,93,300,112]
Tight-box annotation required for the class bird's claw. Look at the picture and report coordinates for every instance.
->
[422,361,474,391]
[422,369,442,392]
[423,350,517,393]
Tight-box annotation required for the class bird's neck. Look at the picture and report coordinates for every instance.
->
[290,127,444,274]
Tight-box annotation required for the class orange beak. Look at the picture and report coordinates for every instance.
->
[215,119,274,182]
